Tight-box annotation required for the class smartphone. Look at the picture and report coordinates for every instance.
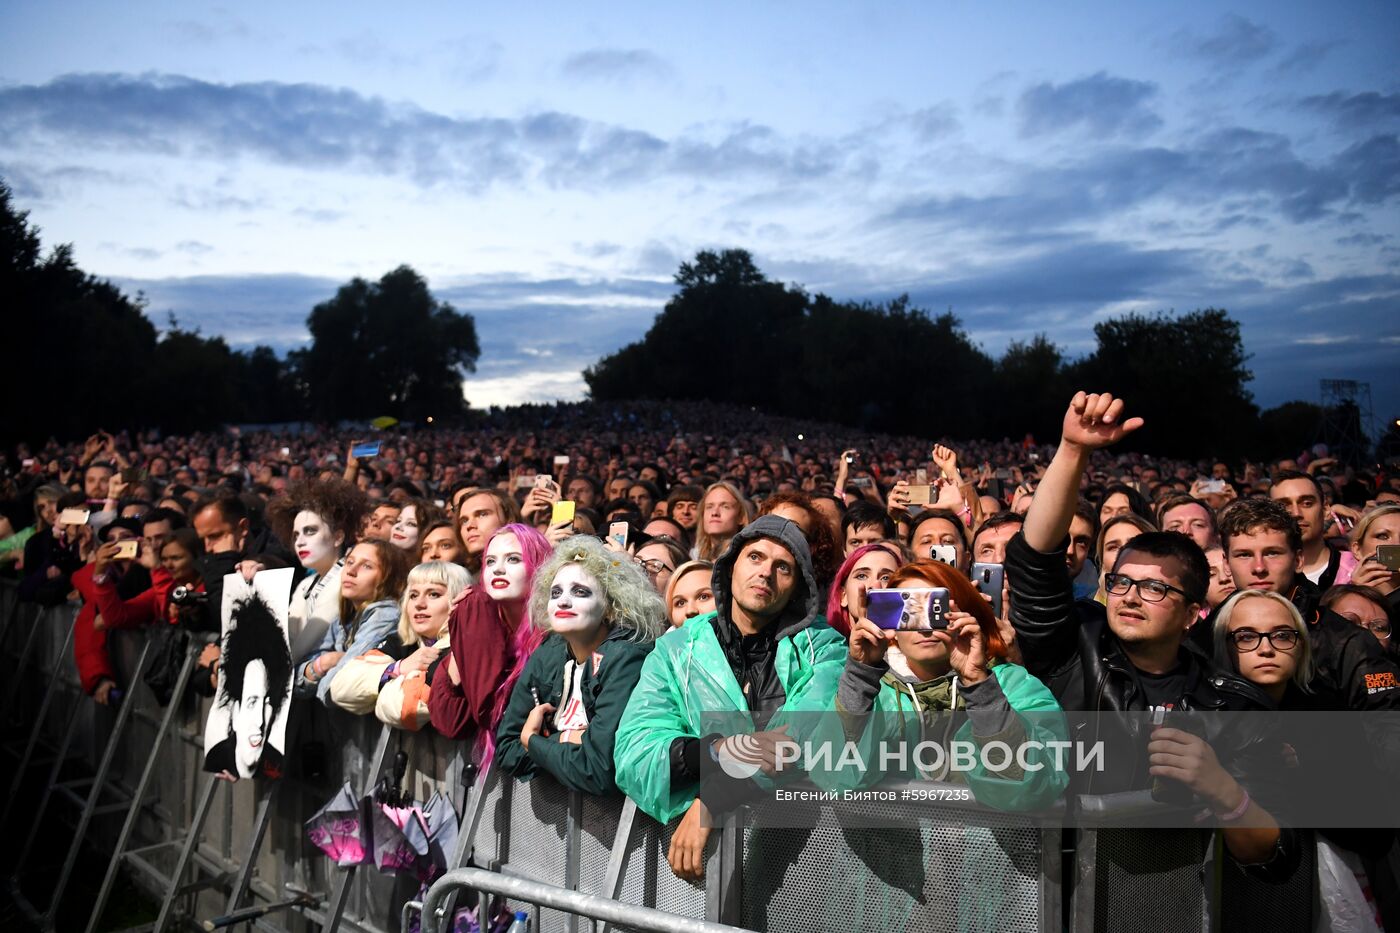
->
[121,467,147,483]
[59,507,91,526]
[112,539,139,561]
[1377,546,1400,572]
[551,500,576,526]
[553,455,570,469]
[867,587,950,632]
[972,563,1005,617]
[351,441,381,460]
[1199,479,1227,495]
[608,521,629,550]
[994,469,1013,481]
[22,458,35,469]
[915,468,928,485]
[850,476,873,489]
[906,484,934,506]
[928,545,958,566]
[281,446,291,456]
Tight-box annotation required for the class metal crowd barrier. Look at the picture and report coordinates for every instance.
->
[0,577,1238,933]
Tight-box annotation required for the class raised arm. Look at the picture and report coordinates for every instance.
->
[1023,392,1143,553]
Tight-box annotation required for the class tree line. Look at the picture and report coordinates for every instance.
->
[4,179,1363,460]
[2,181,480,446]
[586,249,1340,460]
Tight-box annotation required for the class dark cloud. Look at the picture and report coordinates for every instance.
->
[1300,91,1400,130]
[560,49,672,83]
[880,124,1397,234]
[1018,72,1161,138]
[0,73,837,194]
[0,162,122,200]
[1336,232,1390,247]
[1169,14,1277,67]
[1273,40,1344,76]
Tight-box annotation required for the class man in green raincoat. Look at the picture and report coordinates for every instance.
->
[614,514,846,881]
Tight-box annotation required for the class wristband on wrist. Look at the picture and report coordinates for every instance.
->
[1216,788,1251,822]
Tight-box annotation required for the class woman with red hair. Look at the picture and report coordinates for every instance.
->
[830,559,1067,811]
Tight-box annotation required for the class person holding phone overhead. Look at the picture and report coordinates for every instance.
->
[830,558,1067,809]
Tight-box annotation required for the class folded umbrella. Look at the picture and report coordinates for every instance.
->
[371,801,431,876]
[419,791,459,881]
[305,782,372,866]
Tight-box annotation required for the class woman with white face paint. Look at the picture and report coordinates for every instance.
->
[429,523,554,766]
[496,536,667,795]
[266,479,368,661]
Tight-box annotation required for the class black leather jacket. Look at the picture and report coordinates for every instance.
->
[1005,533,1288,802]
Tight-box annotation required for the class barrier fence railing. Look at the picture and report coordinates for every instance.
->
[0,581,1236,933]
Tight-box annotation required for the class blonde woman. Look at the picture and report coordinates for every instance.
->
[377,561,471,731]
[693,481,750,562]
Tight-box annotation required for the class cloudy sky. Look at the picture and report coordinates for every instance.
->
[2,2,1397,420]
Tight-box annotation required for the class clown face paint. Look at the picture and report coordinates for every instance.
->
[294,510,341,573]
[548,564,607,636]
[483,532,528,602]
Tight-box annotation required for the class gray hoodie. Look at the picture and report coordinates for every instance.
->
[707,514,823,726]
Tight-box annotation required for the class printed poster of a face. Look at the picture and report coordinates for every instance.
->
[203,567,295,780]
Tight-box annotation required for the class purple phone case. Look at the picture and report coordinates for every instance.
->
[866,588,950,631]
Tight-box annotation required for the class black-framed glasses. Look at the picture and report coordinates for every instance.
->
[635,557,673,578]
[1103,573,1189,603]
[1228,629,1301,652]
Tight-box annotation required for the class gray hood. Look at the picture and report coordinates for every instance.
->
[711,514,821,645]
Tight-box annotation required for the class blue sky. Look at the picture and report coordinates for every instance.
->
[1,1,1397,420]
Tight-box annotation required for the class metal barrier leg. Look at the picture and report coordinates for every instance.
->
[85,638,202,933]
[43,639,155,924]
[153,775,221,933]
[323,722,394,932]
[222,715,301,919]
[0,603,50,722]
[0,614,78,835]
[597,798,639,933]
[0,586,25,657]
[8,681,85,882]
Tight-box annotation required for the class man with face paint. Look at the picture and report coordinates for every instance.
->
[615,514,846,882]
[204,593,294,781]
[496,536,667,795]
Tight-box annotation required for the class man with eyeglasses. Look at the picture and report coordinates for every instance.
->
[1004,391,1295,870]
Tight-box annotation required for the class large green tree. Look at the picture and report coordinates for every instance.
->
[292,265,480,422]
[1071,309,1258,458]
[0,179,302,445]
[585,249,995,435]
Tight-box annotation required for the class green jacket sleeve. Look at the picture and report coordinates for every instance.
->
[955,663,1069,812]
[614,634,698,824]
[495,650,546,779]
[526,640,652,796]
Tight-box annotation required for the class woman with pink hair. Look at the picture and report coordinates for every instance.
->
[428,523,552,766]
[825,542,904,638]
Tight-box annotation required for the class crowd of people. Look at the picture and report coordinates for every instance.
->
[2,395,1399,929]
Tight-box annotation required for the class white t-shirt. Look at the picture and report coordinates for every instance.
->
[552,656,594,733]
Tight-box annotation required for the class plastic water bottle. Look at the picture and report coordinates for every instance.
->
[506,910,530,932]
